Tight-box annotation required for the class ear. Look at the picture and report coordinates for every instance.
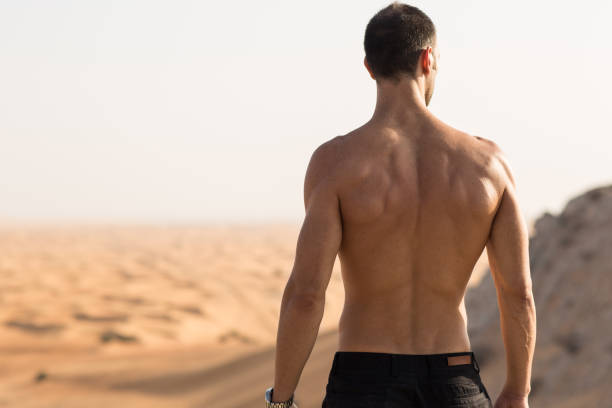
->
[364,56,376,80]
[422,47,433,74]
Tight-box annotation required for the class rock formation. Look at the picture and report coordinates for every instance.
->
[466,184,612,407]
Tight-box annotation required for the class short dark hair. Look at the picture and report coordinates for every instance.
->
[364,2,436,82]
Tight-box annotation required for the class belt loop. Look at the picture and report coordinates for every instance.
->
[390,354,397,377]
[472,352,480,373]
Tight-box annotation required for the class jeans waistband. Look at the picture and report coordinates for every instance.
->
[330,350,480,377]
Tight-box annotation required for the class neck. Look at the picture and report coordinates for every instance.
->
[370,76,431,127]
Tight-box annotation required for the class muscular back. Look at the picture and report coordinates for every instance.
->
[330,119,506,354]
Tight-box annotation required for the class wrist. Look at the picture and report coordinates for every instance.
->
[500,386,530,400]
[271,388,293,402]
[265,387,295,407]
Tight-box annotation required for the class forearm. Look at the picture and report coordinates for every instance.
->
[498,290,537,396]
[272,287,325,402]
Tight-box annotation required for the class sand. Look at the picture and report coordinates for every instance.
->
[0,221,494,407]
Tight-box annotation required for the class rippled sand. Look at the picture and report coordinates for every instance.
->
[0,222,490,407]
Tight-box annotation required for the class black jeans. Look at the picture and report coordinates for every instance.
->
[322,351,493,407]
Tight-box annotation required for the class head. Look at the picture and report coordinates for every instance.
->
[363,2,439,106]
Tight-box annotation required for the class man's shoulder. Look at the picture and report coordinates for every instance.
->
[304,136,345,197]
[307,135,345,174]
[465,134,517,200]
[435,120,500,157]
[471,135,503,163]
[473,135,499,150]
[471,135,515,187]
[311,135,344,158]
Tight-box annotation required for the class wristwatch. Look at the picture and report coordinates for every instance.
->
[265,387,297,408]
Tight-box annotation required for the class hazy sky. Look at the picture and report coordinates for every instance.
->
[1,0,610,224]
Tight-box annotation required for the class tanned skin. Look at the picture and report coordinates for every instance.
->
[272,38,536,408]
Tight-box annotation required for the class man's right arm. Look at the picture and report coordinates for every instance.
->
[485,147,537,399]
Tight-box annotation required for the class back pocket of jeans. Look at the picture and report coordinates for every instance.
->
[443,380,492,407]
[446,381,482,398]
[448,391,491,408]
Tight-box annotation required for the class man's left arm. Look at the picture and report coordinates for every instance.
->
[271,138,343,403]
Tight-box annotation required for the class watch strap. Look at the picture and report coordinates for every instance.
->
[265,387,295,408]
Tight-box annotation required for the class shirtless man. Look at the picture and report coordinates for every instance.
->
[266,3,536,408]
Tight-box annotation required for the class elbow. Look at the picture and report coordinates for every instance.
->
[282,278,325,311]
[499,287,536,313]
[499,280,534,300]
[512,288,534,301]
[287,291,325,312]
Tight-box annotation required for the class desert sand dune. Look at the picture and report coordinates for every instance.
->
[0,223,338,407]
[0,221,490,407]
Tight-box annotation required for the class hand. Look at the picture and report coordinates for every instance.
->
[494,390,529,408]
